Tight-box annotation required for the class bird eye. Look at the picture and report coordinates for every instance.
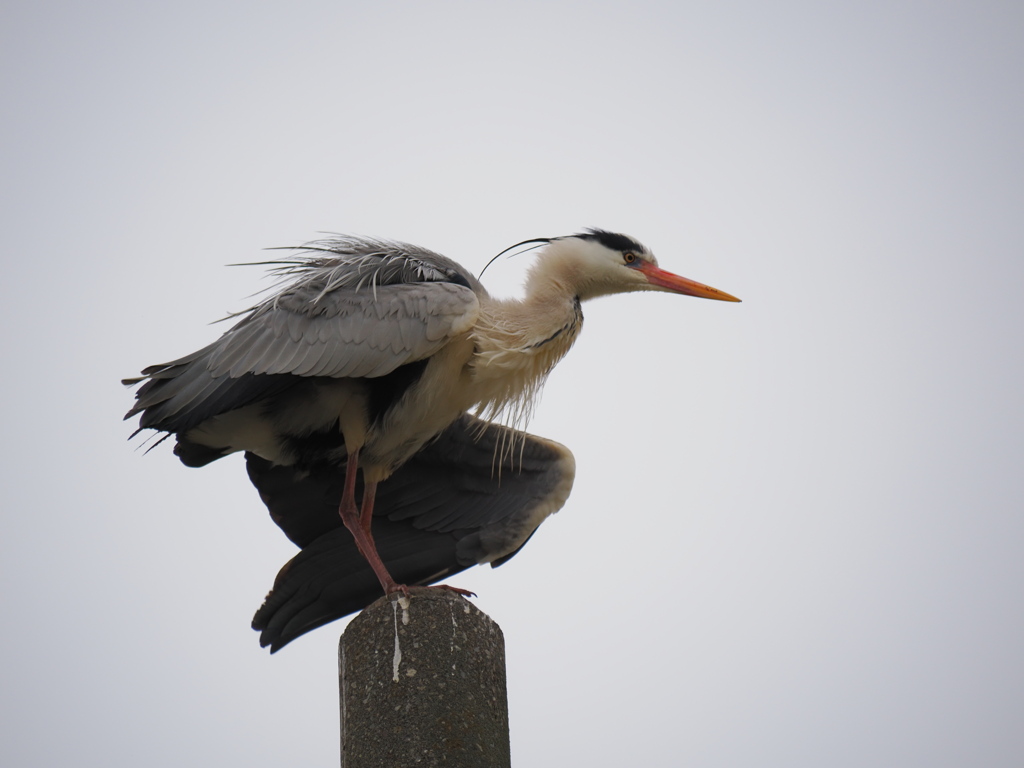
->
[623,252,637,264]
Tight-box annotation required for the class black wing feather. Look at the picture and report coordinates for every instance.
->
[250,413,574,651]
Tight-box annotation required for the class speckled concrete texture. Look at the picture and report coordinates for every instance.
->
[340,588,510,767]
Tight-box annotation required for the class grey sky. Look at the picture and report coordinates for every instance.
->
[3,2,1022,766]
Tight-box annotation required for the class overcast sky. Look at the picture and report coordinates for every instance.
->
[3,2,1022,766]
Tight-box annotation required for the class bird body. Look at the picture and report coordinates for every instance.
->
[125,229,739,649]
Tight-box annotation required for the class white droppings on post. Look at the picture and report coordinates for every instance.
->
[399,595,411,626]
[391,600,402,682]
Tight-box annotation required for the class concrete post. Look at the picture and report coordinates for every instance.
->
[339,587,511,767]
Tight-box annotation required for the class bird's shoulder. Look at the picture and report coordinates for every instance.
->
[203,239,483,379]
[260,236,481,304]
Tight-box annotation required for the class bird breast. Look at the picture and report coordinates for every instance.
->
[468,295,583,428]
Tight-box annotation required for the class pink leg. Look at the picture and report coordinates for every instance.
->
[339,449,477,601]
[337,450,403,595]
[358,480,376,536]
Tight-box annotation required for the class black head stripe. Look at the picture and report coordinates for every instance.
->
[575,228,647,255]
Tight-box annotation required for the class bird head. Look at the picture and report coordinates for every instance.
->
[524,229,741,303]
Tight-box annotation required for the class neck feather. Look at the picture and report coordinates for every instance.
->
[469,292,583,430]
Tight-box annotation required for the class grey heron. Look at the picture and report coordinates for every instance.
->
[124,229,740,650]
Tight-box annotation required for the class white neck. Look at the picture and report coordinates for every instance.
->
[468,287,583,430]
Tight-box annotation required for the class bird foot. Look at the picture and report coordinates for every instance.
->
[417,585,477,606]
[385,583,477,600]
[384,582,411,600]
[428,583,477,599]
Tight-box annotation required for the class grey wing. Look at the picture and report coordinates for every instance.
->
[124,280,479,434]
[248,414,576,650]
[206,281,479,379]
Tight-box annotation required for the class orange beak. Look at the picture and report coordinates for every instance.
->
[639,262,742,302]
